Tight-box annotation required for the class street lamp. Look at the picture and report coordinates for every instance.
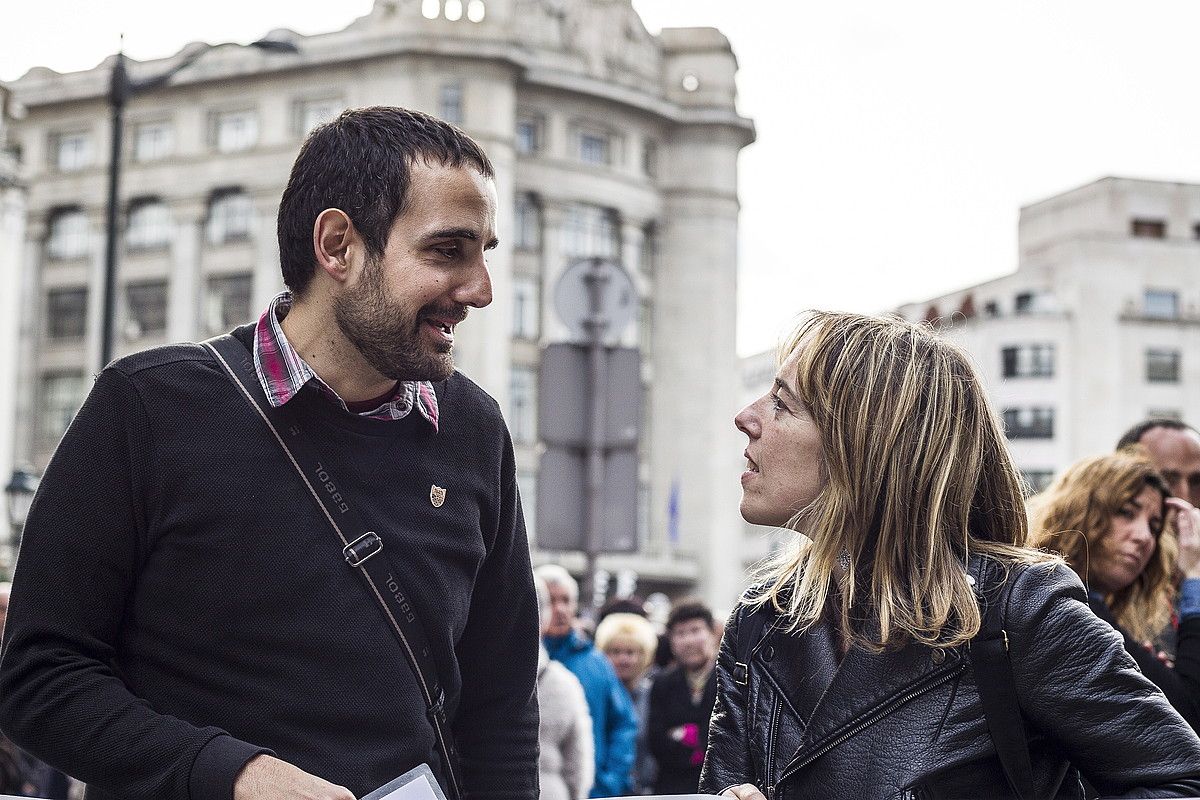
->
[4,467,39,568]
[99,37,300,369]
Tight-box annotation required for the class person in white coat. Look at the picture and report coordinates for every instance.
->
[536,576,594,800]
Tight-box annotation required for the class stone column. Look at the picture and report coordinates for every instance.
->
[252,193,284,312]
[8,212,39,474]
[83,209,107,372]
[539,200,568,342]
[167,201,206,343]
[619,217,646,350]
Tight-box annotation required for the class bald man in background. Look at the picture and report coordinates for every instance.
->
[1117,419,1200,507]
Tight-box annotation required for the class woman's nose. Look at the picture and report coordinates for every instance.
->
[735,405,758,438]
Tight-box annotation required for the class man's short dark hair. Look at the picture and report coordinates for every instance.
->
[666,599,714,633]
[1116,418,1199,451]
[276,106,495,297]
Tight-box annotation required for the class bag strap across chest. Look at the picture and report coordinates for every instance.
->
[203,333,464,800]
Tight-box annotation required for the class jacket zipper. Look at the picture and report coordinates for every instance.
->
[765,695,782,800]
[776,662,965,787]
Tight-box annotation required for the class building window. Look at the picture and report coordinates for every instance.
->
[1146,349,1181,383]
[440,84,463,125]
[297,98,341,135]
[53,131,93,172]
[516,115,541,155]
[561,203,619,260]
[1001,344,1055,378]
[1148,408,1183,422]
[206,190,254,245]
[984,300,1000,317]
[1014,292,1034,314]
[125,280,168,339]
[512,275,540,340]
[515,193,541,251]
[642,139,658,178]
[36,371,86,454]
[578,131,611,165]
[1020,470,1055,495]
[1144,289,1179,320]
[46,287,88,341]
[46,209,89,260]
[1193,223,1200,241]
[213,110,258,153]
[509,365,538,445]
[133,121,173,162]
[1002,407,1055,440]
[205,273,253,333]
[1131,218,1167,239]
[126,199,172,250]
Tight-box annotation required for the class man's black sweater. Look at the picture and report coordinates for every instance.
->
[0,327,539,799]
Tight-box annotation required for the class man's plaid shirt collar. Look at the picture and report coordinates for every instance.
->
[251,292,439,430]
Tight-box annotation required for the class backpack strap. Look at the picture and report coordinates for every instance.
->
[968,560,1036,800]
[733,602,770,687]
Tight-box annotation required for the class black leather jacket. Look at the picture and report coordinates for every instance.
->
[699,559,1200,800]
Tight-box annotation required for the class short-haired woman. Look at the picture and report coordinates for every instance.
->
[596,612,660,793]
[700,311,1200,800]
[1031,451,1200,729]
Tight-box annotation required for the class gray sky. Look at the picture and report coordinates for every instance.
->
[5,1,1200,355]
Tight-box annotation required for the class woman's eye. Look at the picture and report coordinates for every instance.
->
[770,394,786,414]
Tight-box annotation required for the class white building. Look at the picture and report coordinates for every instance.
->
[4,0,754,607]
[898,177,1200,489]
[1,86,28,524]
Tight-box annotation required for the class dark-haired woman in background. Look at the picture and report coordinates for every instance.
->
[1032,451,1200,729]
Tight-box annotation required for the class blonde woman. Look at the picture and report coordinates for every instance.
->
[700,311,1200,800]
[595,612,661,793]
[1031,452,1200,729]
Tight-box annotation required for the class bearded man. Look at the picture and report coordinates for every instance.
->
[0,107,538,800]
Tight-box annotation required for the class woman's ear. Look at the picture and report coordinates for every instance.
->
[312,208,356,284]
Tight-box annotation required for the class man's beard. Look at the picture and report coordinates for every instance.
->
[332,255,462,382]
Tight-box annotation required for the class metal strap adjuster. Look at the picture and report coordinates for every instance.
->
[343,532,383,567]
[733,661,749,686]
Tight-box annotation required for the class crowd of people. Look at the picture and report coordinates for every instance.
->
[3,107,1200,799]
[531,565,724,798]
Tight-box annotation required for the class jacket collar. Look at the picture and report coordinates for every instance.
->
[763,596,970,777]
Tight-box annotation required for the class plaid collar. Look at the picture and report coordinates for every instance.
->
[251,292,439,430]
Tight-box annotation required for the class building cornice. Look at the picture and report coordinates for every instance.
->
[9,31,754,146]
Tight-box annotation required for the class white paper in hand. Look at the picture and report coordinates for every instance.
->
[361,764,447,800]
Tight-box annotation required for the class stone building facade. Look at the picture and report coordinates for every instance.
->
[897,177,1200,489]
[5,0,754,607]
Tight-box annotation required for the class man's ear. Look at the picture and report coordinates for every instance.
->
[312,209,357,285]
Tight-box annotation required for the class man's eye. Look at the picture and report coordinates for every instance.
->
[435,244,459,259]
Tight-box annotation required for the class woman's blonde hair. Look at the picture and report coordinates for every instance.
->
[594,612,658,676]
[1030,451,1175,644]
[748,311,1054,652]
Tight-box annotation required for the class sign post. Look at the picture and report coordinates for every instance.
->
[540,257,640,608]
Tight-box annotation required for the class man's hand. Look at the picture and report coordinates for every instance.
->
[233,754,356,800]
[1169,497,1200,580]
[721,784,767,800]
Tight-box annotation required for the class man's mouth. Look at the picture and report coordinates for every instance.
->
[744,451,759,473]
[420,308,468,342]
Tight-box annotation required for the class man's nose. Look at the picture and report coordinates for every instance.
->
[456,255,493,308]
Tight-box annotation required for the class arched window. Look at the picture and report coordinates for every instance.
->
[126,198,172,250]
[47,208,89,260]
[206,189,253,245]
